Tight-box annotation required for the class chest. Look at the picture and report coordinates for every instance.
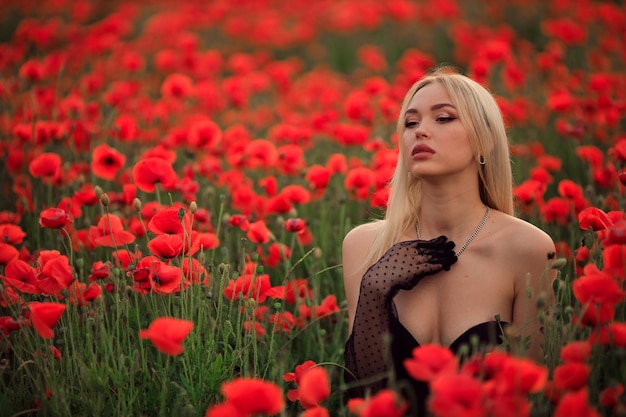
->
[392,242,515,345]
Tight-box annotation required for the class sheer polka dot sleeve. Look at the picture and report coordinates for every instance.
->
[344,236,457,397]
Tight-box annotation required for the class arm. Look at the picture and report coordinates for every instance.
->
[342,222,381,335]
[511,228,557,363]
[343,227,457,395]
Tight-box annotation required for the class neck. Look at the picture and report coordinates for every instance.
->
[416,180,487,244]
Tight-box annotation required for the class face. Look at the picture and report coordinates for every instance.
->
[401,81,475,179]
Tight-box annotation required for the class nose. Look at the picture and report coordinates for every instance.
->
[414,121,429,139]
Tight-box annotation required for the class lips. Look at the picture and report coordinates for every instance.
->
[411,143,435,156]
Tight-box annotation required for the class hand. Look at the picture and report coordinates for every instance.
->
[360,236,458,304]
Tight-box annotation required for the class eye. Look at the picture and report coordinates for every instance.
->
[436,116,456,123]
[404,120,419,128]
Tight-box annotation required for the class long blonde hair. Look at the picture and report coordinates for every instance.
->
[364,67,514,266]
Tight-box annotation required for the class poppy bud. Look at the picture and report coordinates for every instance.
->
[94,185,103,199]
[133,198,142,212]
[223,320,233,336]
[536,292,547,308]
[189,201,198,214]
[100,193,110,207]
[551,258,567,269]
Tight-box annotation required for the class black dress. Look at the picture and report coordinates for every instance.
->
[389,314,507,416]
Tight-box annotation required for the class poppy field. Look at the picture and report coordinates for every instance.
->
[0,0,625,416]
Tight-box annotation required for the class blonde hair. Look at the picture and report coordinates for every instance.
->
[364,67,514,266]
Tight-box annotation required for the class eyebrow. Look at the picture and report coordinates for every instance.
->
[404,103,456,116]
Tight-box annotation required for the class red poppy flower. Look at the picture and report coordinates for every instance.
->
[345,166,375,200]
[0,223,26,245]
[0,211,21,225]
[266,194,292,214]
[132,256,182,295]
[576,146,604,169]
[553,363,590,392]
[91,144,126,180]
[590,322,626,347]
[3,259,38,294]
[161,73,194,100]
[578,207,612,231]
[139,317,194,356]
[132,157,177,192]
[284,360,316,386]
[560,341,591,363]
[0,243,19,265]
[19,59,46,81]
[494,355,548,396]
[277,144,306,175]
[39,208,72,229]
[429,373,485,417]
[542,197,571,224]
[284,218,307,233]
[543,18,586,45]
[301,406,329,417]
[205,402,246,417]
[603,220,626,247]
[28,302,66,339]
[73,184,99,206]
[88,261,111,282]
[36,256,74,297]
[259,242,291,268]
[219,377,284,415]
[112,249,139,269]
[148,207,193,235]
[305,165,331,192]
[228,214,250,231]
[223,273,271,303]
[297,367,330,409]
[332,124,369,146]
[148,234,184,259]
[69,281,102,307]
[314,295,340,318]
[347,389,408,417]
[57,197,82,220]
[246,220,272,244]
[88,213,136,247]
[187,232,220,255]
[554,389,601,417]
[326,153,348,175]
[258,176,278,196]
[404,344,458,382]
[187,119,222,149]
[267,279,312,305]
[182,257,209,286]
[244,139,278,169]
[29,152,61,182]
[599,384,624,409]
[280,185,310,205]
[573,264,625,325]
[0,316,21,337]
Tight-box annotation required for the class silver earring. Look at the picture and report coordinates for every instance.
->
[479,155,486,165]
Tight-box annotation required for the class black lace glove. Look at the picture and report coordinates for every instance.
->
[344,236,457,397]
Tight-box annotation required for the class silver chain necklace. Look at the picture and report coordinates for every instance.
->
[415,206,491,257]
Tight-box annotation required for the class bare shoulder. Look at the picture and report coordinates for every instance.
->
[498,214,556,263]
[493,212,557,286]
[342,220,385,252]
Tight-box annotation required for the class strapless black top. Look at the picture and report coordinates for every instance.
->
[389,314,508,416]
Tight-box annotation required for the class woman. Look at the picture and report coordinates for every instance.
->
[342,67,556,413]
